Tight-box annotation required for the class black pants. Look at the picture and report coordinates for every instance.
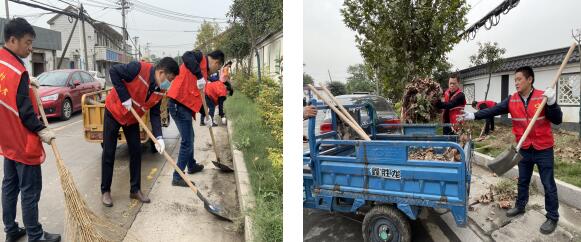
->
[200,96,226,119]
[516,147,559,221]
[2,158,44,240]
[484,117,495,135]
[101,109,142,194]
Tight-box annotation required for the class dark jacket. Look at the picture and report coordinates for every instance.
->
[475,89,562,125]
[435,90,466,123]
[6,47,45,133]
[109,61,163,137]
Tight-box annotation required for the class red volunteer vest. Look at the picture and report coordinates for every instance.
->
[205,81,227,105]
[0,48,45,165]
[508,90,554,150]
[443,88,466,125]
[166,56,209,113]
[477,100,496,109]
[105,62,164,125]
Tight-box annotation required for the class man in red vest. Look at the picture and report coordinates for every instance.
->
[101,57,179,207]
[435,73,466,135]
[472,100,497,135]
[166,50,224,187]
[0,18,61,242]
[460,66,561,234]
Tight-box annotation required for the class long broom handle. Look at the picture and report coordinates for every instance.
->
[320,85,368,137]
[199,88,222,162]
[516,42,577,150]
[129,108,199,194]
[31,87,65,166]
[307,85,371,141]
[320,85,359,125]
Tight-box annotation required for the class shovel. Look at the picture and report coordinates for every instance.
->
[200,89,234,172]
[129,108,233,222]
[487,42,577,175]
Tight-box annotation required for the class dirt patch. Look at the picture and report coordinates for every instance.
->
[169,202,200,215]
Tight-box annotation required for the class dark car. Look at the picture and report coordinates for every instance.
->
[319,94,400,134]
[38,69,102,120]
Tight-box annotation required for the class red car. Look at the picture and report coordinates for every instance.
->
[37,69,102,120]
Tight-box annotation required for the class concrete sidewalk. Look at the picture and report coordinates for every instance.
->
[124,119,242,241]
[467,164,581,241]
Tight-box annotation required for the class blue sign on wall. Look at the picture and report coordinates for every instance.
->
[106,49,121,62]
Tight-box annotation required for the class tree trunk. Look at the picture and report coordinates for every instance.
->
[484,72,492,100]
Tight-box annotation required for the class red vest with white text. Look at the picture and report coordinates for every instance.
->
[166,56,209,113]
[443,88,466,125]
[105,62,164,125]
[0,48,45,165]
[508,90,554,150]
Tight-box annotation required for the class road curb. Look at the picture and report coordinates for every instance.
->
[472,151,581,210]
[226,120,256,242]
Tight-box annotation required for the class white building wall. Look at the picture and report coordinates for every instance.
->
[464,63,580,123]
[50,16,96,70]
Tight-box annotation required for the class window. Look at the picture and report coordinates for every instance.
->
[70,72,82,86]
[80,72,93,83]
[463,83,475,103]
[558,72,580,105]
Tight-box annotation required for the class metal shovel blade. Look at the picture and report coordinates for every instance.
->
[487,145,523,175]
[196,190,233,222]
[212,160,235,172]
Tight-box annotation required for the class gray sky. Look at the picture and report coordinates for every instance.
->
[1,0,231,57]
[304,0,581,84]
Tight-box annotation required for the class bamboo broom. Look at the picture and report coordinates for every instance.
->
[32,86,129,242]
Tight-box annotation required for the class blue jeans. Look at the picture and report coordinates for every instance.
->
[516,147,559,221]
[2,158,44,240]
[168,99,197,181]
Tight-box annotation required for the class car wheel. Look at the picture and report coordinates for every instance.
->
[61,98,72,121]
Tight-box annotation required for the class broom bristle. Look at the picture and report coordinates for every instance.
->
[56,160,136,242]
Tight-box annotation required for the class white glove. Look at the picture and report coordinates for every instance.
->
[204,116,212,126]
[457,110,475,122]
[29,77,40,89]
[544,87,556,105]
[197,78,206,90]
[37,128,55,144]
[155,136,165,154]
[122,98,132,111]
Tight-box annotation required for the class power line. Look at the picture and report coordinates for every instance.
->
[460,0,520,40]
[131,0,226,21]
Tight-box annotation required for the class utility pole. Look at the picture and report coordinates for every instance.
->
[5,0,9,18]
[572,29,581,139]
[133,36,139,60]
[327,69,333,83]
[80,4,89,71]
[121,0,127,63]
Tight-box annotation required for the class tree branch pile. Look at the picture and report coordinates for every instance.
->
[401,78,442,124]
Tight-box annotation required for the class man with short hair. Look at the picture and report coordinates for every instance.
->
[166,49,224,187]
[460,66,562,234]
[435,74,466,135]
[0,18,61,242]
[471,100,497,135]
[101,57,180,207]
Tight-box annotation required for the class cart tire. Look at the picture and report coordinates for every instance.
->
[362,205,411,242]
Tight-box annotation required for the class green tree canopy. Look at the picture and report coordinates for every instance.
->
[342,0,469,101]
[345,64,375,94]
[327,81,347,96]
[303,72,314,85]
[195,21,222,54]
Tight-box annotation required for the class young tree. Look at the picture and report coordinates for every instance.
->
[195,21,222,54]
[303,72,314,85]
[327,81,347,96]
[345,64,375,94]
[469,41,505,100]
[342,0,469,101]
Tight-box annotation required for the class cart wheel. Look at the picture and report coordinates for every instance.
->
[362,205,411,242]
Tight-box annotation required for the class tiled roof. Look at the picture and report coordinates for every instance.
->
[459,46,580,79]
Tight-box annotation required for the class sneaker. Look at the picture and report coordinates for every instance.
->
[187,164,204,174]
[6,227,26,242]
[540,218,558,234]
[172,179,196,187]
[32,231,61,242]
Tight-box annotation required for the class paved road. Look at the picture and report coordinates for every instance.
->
[0,111,177,241]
